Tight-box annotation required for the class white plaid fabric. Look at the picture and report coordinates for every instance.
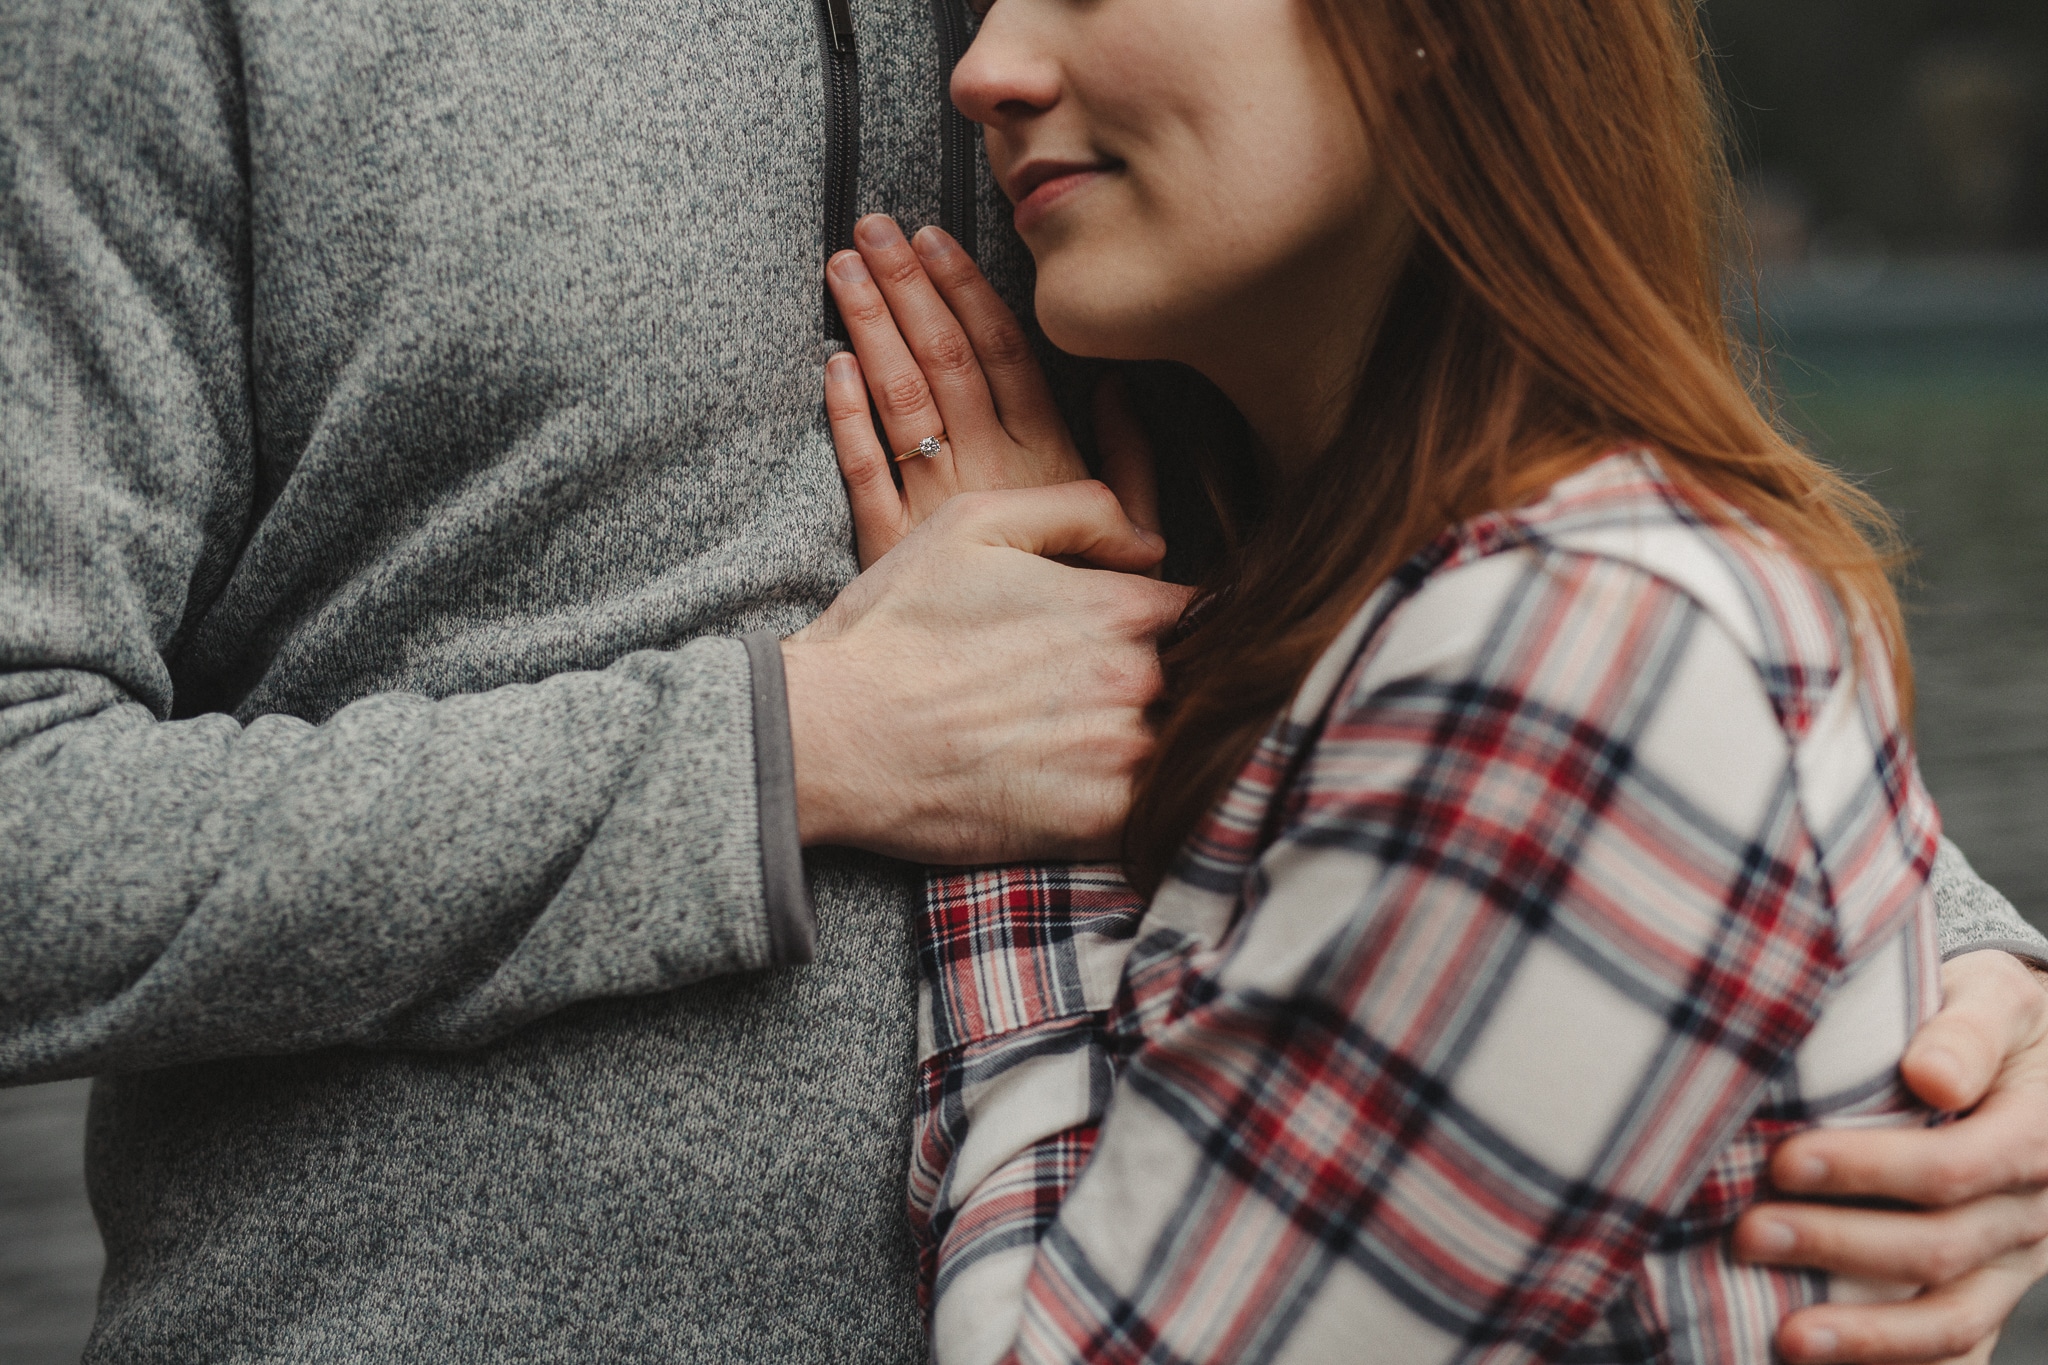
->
[912,452,1943,1364]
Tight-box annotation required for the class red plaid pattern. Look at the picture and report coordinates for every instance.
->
[912,453,1943,1365]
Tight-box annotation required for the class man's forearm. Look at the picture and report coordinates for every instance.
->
[0,644,785,1082]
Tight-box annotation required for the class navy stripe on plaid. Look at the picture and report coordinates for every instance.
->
[912,452,1943,1365]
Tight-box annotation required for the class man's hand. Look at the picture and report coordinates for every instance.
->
[1735,950,2048,1364]
[784,481,1193,863]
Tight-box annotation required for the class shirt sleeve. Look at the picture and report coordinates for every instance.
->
[918,546,1937,1365]
[0,0,803,1085]
[911,862,1145,1349]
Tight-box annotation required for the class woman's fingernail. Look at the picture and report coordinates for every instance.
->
[830,251,870,284]
[826,353,856,380]
[854,214,898,248]
[1752,1219,1796,1255]
[1802,1327,1839,1358]
[913,227,955,260]
[1788,1154,1829,1187]
[1136,528,1166,552]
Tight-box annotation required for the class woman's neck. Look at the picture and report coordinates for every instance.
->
[1185,201,1417,487]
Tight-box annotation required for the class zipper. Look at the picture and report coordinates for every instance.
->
[818,0,861,338]
[929,0,977,259]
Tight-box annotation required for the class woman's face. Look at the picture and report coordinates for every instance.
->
[951,0,1389,373]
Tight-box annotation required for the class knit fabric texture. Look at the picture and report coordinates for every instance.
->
[0,0,1039,1357]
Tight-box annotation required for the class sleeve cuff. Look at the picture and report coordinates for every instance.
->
[1941,939,2048,971]
[743,632,817,967]
[1931,836,2048,968]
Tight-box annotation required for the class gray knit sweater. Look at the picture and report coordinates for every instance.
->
[0,0,2038,1360]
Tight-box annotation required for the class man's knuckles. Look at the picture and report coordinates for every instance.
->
[1911,1218,2002,1285]
[1089,650,1163,709]
[1923,1146,2003,1207]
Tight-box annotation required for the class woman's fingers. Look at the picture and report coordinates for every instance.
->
[911,225,1077,465]
[827,247,958,495]
[825,352,907,567]
[849,216,1002,454]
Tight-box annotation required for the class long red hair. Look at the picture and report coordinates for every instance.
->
[1123,0,1909,893]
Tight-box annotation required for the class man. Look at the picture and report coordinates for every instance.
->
[1,0,2043,1360]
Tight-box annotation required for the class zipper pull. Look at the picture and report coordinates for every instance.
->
[825,0,854,52]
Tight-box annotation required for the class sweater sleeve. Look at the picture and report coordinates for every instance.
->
[0,0,809,1086]
[1931,838,2047,967]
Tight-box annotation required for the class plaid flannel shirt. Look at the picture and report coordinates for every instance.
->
[912,452,1943,1365]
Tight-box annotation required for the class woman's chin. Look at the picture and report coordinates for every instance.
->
[1033,285,1167,364]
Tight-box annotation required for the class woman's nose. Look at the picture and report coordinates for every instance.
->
[949,9,1062,127]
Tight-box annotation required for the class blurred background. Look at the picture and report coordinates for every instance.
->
[1709,3,2048,1348]
[3,1,2045,1360]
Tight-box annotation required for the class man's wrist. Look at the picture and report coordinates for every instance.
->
[782,635,857,848]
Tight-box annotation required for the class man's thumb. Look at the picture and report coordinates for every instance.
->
[1904,950,2048,1112]
[951,481,1167,574]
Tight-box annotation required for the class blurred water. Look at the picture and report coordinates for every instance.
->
[1,265,2045,1363]
[1751,263,2048,1364]
[1766,267,2048,933]
[0,1082,98,1365]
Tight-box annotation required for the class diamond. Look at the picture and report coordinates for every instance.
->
[918,436,943,458]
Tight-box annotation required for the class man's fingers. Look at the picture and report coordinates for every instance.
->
[1902,951,2048,1113]
[1773,1243,2047,1364]
[911,225,1075,459]
[1094,372,1161,538]
[948,481,1157,568]
[825,352,906,566]
[942,483,1184,590]
[1772,1086,2048,1206]
[1736,1190,2048,1285]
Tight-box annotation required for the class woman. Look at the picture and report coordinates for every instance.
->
[809,0,2045,1359]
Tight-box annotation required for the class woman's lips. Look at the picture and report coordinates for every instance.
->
[1012,166,1112,233]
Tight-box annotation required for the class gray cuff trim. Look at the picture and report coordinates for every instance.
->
[1930,835,2048,967]
[1941,939,2048,972]
[742,632,817,967]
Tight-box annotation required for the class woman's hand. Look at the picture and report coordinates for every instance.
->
[824,213,1159,566]
[1736,950,2048,1363]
